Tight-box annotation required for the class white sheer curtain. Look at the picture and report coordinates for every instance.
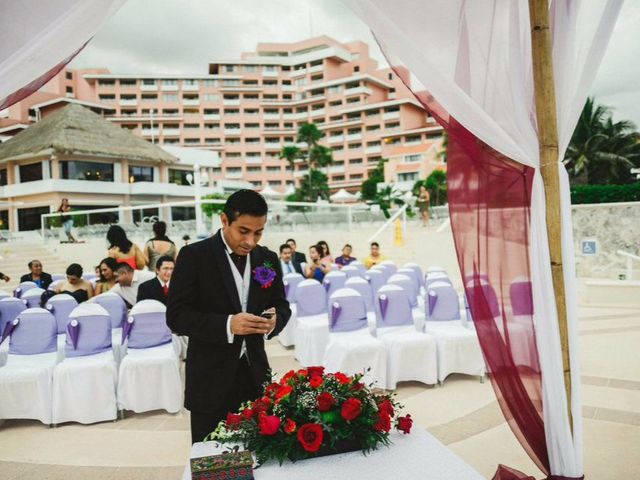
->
[0,0,126,108]
[343,0,622,477]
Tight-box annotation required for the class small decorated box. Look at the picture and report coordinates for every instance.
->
[190,450,254,480]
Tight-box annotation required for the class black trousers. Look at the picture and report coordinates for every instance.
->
[189,356,259,444]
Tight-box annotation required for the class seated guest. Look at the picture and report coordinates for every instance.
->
[20,259,53,289]
[55,263,94,303]
[279,243,303,276]
[363,241,387,269]
[305,244,331,282]
[317,240,333,264]
[143,221,177,272]
[286,238,306,264]
[335,244,356,268]
[107,225,147,270]
[137,255,175,305]
[94,257,119,295]
[110,263,143,309]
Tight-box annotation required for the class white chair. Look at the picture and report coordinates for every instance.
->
[45,293,78,361]
[350,260,367,277]
[278,273,305,348]
[20,287,45,308]
[91,292,128,363]
[52,303,117,425]
[340,265,361,279]
[48,279,63,292]
[379,260,397,276]
[322,270,347,300]
[0,297,27,367]
[364,268,386,296]
[388,273,418,308]
[425,271,453,290]
[117,300,182,414]
[0,290,11,300]
[51,274,66,282]
[375,285,438,389]
[13,281,37,299]
[294,279,328,367]
[323,288,387,388]
[403,262,425,290]
[0,308,59,425]
[424,281,485,383]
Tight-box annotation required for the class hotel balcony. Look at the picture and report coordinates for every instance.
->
[264,143,282,150]
[328,135,344,144]
[383,111,401,120]
[224,128,242,135]
[162,128,181,136]
[119,99,138,107]
[365,145,382,154]
[245,157,263,164]
[203,113,220,120]
[344,86,372,96]
[182,83,200,92]
[222,99,241,106]
[346,133,362,141]
[141,128,160,137]
[226,171,243,179]
[140,83,158,91]
[182,99,200,106]
[310,108,325,118]
[263,113,281,120]
[262,70,278,78]
[160,84,178,91]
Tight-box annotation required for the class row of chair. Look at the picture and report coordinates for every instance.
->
[0,299,182,426]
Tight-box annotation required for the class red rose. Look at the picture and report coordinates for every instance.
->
[280,370,296,385]
[297,369,308,377]
[252,397,271,414]
[351,382,365,391]
[373,411,391,433]
[297,423,324,452]
[378,399,395,418]
[340,397,363,421]
[333,372,351,384]
[275,385,293,400]
[316,392,336,412]
[309,375,323,389]
[226,412,242,428]
[241,408,254,420]
[265,382,280,396]
[307,366,325,378]
[284,418,297,434]
[258,414,281,435]
[397,414,413,434]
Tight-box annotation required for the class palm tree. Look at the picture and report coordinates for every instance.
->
[564,98,640,185]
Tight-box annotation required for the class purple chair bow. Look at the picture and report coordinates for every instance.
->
[91,292,127,329]
[1,318,19,345]
[46,293,78,334]
[328,288,367,332]
[510,280,534,316]
[8,308,58,355]
[296,280,327,316]
[426,282,461,321]
[65,303,112,358]
[345,277,373,312]
[376,286,413,328]
[0,297,27,336]
[125,300,172,348]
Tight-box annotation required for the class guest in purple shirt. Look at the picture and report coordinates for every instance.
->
[334,244,356,268]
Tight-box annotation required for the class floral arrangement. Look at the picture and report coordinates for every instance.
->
[211,367,413,465]
[253,261,276,289]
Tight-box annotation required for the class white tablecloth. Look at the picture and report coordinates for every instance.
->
[182,427,484,479]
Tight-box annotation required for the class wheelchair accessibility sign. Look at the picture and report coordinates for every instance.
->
[581,239,598,256]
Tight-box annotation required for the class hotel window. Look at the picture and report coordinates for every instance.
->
[244,109,259,115]
[184,138,200,144]
[333,161,345,167]
[328,85,341,94]
[19,162,43,183]
[60,160,114,181]
[266,166,281,172]
[348,143,362,150]
[162,79,178,86]
[203,79,219,87]
[0,169,7,186]
[351,173,364,180]
[224,109,240,115]
[184,123,200,129]
[204,138,221,144]
[128,166,154,183]
[264,94,278,101]
[99,94,115,102]
[65,71,73,80]
[243,80,259,86]
[142,79,156,85]
[162,109,179,116]
[223,79,240,86]
[310,74,323,83]
[168,169,191,186]
[244,65,257,73]
[244,94,259,101]
[141,95,157,102]
[204,94,220,101]
[162,94,178,102]
[226,167,242,173]
[268,181,281,187]
[365,109,380,116]
[247,166,262,173]
[264,65,278,72]
[163,139,179,144]
[171,206,196,221]
[245,138,260,144]
[120,79,136,86]
[293,78,307,87]
[251,181,262,187]
[182,79,199,87]
[0,210,8,230]
[98,79,115,86]
[263,79,278,86]
[224,65,238,73]
[405,154,422,163]
[226,138,241,144]
[385,122,400,130]
[332,175,345,182]
[18,206,50,231]
[397,172,419,182]
[204,108,220,115]
[366,125,380,132]
[405,135,422,145]
[224,123,240,129]
[349,158,363,165]
[245,123,260,130]
[329,100,342,107]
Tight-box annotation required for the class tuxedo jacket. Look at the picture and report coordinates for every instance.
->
[293,251,307,265]
[137,277,168,305]
[166,230,291,413]
[20,272,53,290]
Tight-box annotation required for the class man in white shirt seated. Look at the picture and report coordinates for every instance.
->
[111,263,143,308]
[137,255,174,305]
[279,243,303,276]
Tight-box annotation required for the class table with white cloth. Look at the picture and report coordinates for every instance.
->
[182,427,484,480]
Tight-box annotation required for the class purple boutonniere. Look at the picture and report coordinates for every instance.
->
[253,261,276,289]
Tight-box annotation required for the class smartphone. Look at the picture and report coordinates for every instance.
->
[260,309,275,319]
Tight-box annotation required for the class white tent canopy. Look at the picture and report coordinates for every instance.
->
[330,188,358,203]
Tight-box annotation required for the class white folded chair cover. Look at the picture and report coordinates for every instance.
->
[0,308,58,425]
[294,279,328,367]
[374,285,438,389]
[323,288,387,388]
[278,273,305,347]
[90,292,128,364]
[117,300,182,413]
[52,303,117,424]
[0,297,27,367]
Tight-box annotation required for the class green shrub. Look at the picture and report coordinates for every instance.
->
[201,193,229,217]
[570,183,640,204]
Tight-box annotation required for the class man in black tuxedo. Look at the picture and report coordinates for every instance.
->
[286,238,306,265]
[167,190,290,444]
[279,243,304,276]
[137,255,175,305]
[20,259,53,290]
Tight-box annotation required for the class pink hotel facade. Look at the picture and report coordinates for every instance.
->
[1,35,444,198]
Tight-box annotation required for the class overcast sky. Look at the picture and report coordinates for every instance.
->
[70,0,640,126]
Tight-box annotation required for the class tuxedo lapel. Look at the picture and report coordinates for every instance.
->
[246,246,263,315]
[211,232,242,312]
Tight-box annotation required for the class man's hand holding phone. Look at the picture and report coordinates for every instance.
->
[260,308,276,335]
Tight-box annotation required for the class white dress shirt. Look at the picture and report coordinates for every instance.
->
[280,259,295,275]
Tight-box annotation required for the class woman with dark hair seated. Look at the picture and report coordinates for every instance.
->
[107,225,147,270]
[305,244,331,282]
[143,220,177,271]
[55,263,94,303]
[94,257,119,295]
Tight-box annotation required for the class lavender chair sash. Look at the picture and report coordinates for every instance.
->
[92,293,128,329]
[428,291,438,316]
[0,318,18,345]
[9,309,58,355]
[345,278,373,312]
[283,273,304,303]
[67,319,80,349]
[126,311,172,349]
[46,294,78,334]
[329,293,367,333]
[296,282,327,316]
[0,298,27,333]
[427,283,461,321]
[65,313,112,358]
[376,288,413,328]
[122,317,134,345]
[330,303,342,328]
[379,295,389,318]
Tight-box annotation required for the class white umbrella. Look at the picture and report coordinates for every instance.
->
[259,185,284,198]
[330,188,358,203]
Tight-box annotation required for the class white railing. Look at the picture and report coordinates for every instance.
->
[368,204,407,243]
[617,250,640,280]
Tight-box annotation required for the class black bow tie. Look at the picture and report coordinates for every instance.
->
[229,252,247,273]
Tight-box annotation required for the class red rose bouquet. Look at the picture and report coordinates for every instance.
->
[211,368,413,464]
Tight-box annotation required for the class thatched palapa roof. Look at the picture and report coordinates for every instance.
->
[0,103,177,164]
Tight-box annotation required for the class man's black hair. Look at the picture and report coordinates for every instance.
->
[343,244,352,249]
[115,263,134,273]
[279,243,292,254]
[223,189,268,224]
[28,259,41,269]
[286,238,296,245]
[370,241,380,248]
[155,255,175,271]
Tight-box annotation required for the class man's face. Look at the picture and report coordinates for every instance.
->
[157,261,174,283]
[342,246,352,257]
[286,240,296,253]
[280,247,292,263]
[221,213,266,256]
[115,269,133,287]
[30,261,43,275]
[371,244,380,256]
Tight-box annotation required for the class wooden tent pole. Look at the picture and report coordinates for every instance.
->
[528,0,573,430]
